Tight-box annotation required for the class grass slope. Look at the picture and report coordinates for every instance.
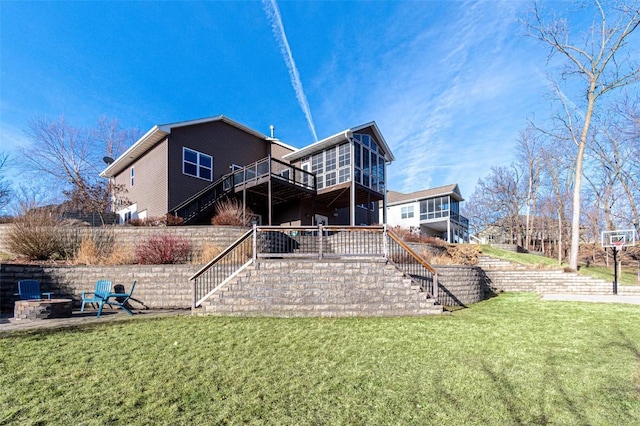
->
[480,245,639,285]
[2,293,639,425]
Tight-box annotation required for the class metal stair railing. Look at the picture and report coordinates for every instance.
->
[171,173,235,224]
[191,225,440,308]
[386,229,439,301]
[190,228,254,308]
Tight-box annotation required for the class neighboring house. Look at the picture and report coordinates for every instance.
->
[100,115,394,226]
[382,184,469,243]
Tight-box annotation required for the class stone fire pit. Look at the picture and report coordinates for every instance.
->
[14,299,73,320]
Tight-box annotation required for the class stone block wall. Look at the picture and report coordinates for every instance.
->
[201,259,444,317]
[477,256,640,296]
[434,265,491,306]
[1,261,493,314]
[0,224,247,256]
[1,263,199,313]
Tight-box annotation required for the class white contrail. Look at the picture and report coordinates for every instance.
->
[262,0,318,141]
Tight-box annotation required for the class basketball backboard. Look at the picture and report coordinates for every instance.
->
[601,229,636,248]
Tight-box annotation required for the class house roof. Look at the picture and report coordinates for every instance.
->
[99,115,296,178]
[386,183,464,205]
[282,121,395,163]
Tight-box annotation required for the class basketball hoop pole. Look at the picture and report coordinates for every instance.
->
[612,245,619,295]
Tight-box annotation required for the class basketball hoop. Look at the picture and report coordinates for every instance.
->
[601,229,636,296]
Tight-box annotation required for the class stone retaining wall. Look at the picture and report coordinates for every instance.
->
[1,261,490,313]
[478,256,640,296]
[434,265,491,306]
[0,224,247,256]
[1,263,198,313]
[202,260,443,317]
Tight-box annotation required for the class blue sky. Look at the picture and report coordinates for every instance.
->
[1,0,555,199]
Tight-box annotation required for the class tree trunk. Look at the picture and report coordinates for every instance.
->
[569,84,596,270]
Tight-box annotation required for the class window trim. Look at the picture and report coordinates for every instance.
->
[183,147,213,181]
[401,205,414,219]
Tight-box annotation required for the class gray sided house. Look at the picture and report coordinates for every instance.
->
[382,184,469,243]
[100,116,394,226]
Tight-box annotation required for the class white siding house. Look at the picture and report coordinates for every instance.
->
[382,184,469,243]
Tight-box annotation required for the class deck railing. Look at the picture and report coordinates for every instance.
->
[172,157,316,224]
[190,225,439,308]
[231,157,316,191]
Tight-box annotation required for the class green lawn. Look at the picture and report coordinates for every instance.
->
[2,293,639,425]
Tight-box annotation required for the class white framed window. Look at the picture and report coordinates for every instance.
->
[130,167,135,187]
[401,206,414,219]
[311,153,323,175]
[325,171,336,187]
[338,167,350,183]
[183,147,213,181]
[338,143,350,167]
[325,147,336,171]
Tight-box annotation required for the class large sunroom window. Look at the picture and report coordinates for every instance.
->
[302,143,351,189]
[420,196,451,220]
[298,136,385,192]
[353,133,385,193]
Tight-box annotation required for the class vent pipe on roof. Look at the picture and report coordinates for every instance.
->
[270,125,275,139]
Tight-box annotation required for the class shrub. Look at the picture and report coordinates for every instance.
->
[211,199,254,226]
[127,214,184,227]
[135,234,192,264]
[5,212,80,260]
[165,214,184,226]
[389,226,446,245]
[104,243,136,265]
[194,242,223,264]
[74,238,100,265]
[73,229,115,265]
[128,218,146,226]
[445,244,480,266]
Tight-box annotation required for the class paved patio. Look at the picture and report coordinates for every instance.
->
[540,294,640,304]
[0,308,190,335]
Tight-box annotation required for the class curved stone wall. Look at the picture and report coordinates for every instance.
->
[434,265,492,307]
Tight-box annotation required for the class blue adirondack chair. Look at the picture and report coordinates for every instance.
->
[15,280,53,300]
[97,280,137,318]
[81,280,113,312]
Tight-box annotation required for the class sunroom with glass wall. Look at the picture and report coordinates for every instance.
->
[283,123,394,226]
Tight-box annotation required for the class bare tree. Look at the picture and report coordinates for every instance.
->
[467,165,526,245]
[516,126,544,251]
[608,96,640,233]
[20,116,137,222]
[0,152,12,213]
[539,134,574,263]
[525,0,640,270]
[94,116,138,161]
[585,101,639,234]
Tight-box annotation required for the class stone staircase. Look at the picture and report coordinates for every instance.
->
[199,259,443,317]
[478,256,640,295]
